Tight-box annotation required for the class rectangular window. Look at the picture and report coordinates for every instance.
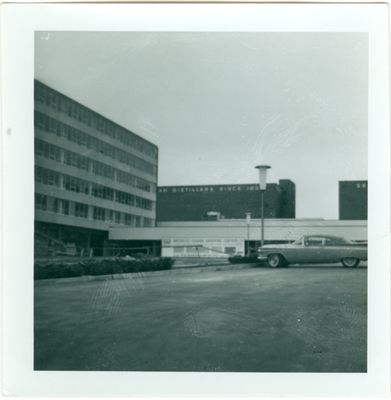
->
[93,206,105,221]
[80,108,89,125]
[75,202,89,218]
[114,212,121,224]
[35,193,47,211]
[90,113,97,129]
[92,184,114,201]
[124,214,133,226]
[106,210,113,222]
[91,184,103,199]
[71,103,79,119]
[49,92,58,109]
[35,166,60,187]
[115,190,134,206]
[35,139,61,162]
[117,170,136,187]
[65,100,72,117]
[48,118,58,134]
[54,198,70,215]
[64,150,89,171]
[63,175,89,195]
[104,187,113,200]
[34,83,46,103]
[92,161,114,179]
[58,96,66,113]
[35,111,46,129]
[136,178,151,192]
[135,196,152,210]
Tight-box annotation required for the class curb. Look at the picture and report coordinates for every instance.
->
[34,262,261,286]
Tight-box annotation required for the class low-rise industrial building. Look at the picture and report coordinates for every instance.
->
[156,180,295,221]
[108,219,367,258]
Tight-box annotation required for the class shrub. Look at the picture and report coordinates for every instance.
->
[35,263,66,280]
[34,257,175,280]
[63,262,84,277]
[160,257,175,270]
[228,255,259,264]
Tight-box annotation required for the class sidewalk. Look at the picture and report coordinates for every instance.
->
[172,256,231,269]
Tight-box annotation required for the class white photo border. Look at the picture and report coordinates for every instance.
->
[2,3,390,397]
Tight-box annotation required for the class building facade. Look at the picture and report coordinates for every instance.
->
[109,218,367,258]
[339,180,368,220]
[156,180,295,222]
[34,80,158,256]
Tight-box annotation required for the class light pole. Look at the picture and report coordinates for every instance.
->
[245,212,251,256]
[255,165,271,247]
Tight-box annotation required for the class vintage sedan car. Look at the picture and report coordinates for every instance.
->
[257,235,367,268]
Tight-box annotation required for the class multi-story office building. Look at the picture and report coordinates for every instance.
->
[34,80,158,255]
[156,180,295,222]
[339,180,368,220]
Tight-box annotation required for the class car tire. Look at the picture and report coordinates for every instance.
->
[267,254,284,268]
[341,258,360,268]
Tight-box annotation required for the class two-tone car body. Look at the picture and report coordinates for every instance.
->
[257,234,367,268]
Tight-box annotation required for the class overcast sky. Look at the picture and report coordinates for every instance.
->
[35,32,368,219]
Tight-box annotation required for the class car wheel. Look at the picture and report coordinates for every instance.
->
[341,258,360,268]
[267,254,284,268]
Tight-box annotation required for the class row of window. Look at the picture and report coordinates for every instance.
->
[35,138,61,162]
[116,169,152,192]
[35,138,155,192]
[35,166,153,210]
[36,194,72,216]
[35,193,154,227]
[35,166,60,186]
[35,111,157,177]
[65,149,89,172]
[34,81,158,159]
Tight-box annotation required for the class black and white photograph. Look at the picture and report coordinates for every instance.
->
[2,3,390,397]
[33,30,369,373]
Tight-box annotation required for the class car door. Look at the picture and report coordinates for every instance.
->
[323,237,347,262]
[302,236,328,263]
[282,237,305,263]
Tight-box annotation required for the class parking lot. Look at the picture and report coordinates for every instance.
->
[34,264,367,372]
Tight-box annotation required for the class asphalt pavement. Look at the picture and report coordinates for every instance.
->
[34,264,367,372]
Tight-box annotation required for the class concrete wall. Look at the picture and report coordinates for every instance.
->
[110,218,367,243]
